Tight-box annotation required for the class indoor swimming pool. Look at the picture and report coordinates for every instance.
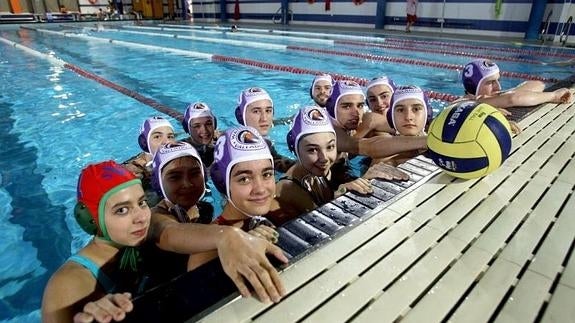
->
[0,21,574,322]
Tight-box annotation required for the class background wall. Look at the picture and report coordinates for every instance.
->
[190,0,574,43]
[1,0,574,45]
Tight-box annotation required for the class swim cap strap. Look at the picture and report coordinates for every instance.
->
[98,179,142,241]
[119,247,141,272]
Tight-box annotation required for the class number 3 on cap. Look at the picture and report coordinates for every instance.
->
[464,65,474,78]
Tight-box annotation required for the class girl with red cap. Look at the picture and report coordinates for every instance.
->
[42,157,289,321]
[42,160,150,323]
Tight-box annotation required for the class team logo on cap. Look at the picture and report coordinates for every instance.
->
[370,76,389,82]
[482,59,496,69]
[303,108,329,126]
[192,102,207,110]
[239,130,259,144]
[342,80,360,88]
[240,87,266,100]
[140,116,164,133]
[230,128,266,151]
[158,141,188,154]
[248,87,264,93]
[396,85,421,95]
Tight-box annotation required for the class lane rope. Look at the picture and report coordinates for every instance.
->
[21,26,461,102]
[160,23,575,60]
[1,32,185,121]
[286,45,559,83]
[113,27,287,50]
[384,37,575,60]
[135,25,335,45]
[334,39,544,65]
[210,55,461,102]
[158,23,385,44]
[110,26,555,83]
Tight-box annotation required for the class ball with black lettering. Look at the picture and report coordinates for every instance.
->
[427,101,512,179]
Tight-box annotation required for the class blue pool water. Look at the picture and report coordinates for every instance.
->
[0,22,573,322]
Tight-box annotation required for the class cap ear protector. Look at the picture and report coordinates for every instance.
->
[151,170,162,198]
[74,202,99,236]
[209,161,226,196]
[386,108,394,131]
[137,133,149,152]
[286,129,296,154]
[235,105,244,125]
[181,118,188,134]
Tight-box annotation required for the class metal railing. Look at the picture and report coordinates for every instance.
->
[272,7,292,25]
[559,16,573,46]
[540,10,553,43]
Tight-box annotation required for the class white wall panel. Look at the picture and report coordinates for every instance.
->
[386,2,531,21]
[290,2,377,16]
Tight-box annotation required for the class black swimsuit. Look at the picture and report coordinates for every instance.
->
[278,174,335,206]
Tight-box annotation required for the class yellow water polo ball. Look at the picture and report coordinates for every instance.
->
[426,101,512,179]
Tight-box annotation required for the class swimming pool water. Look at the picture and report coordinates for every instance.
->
[0,22,573,322]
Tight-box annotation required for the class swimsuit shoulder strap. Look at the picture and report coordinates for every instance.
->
[68,254,116,293]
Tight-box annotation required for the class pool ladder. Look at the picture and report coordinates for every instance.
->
[540,10,553,44]
[559,16,573,46]
[272,7,293,24]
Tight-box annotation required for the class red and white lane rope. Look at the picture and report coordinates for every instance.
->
[286,46,559,83]
[211,55,461,102]
[0,33,185,121]
[384,37,575,60]
[335,39,544,65]
[14,27,465,103]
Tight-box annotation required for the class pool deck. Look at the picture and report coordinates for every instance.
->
[196,93,575,322]
[2,20,574,323]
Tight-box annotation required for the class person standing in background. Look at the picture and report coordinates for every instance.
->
[406,0,418,32]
